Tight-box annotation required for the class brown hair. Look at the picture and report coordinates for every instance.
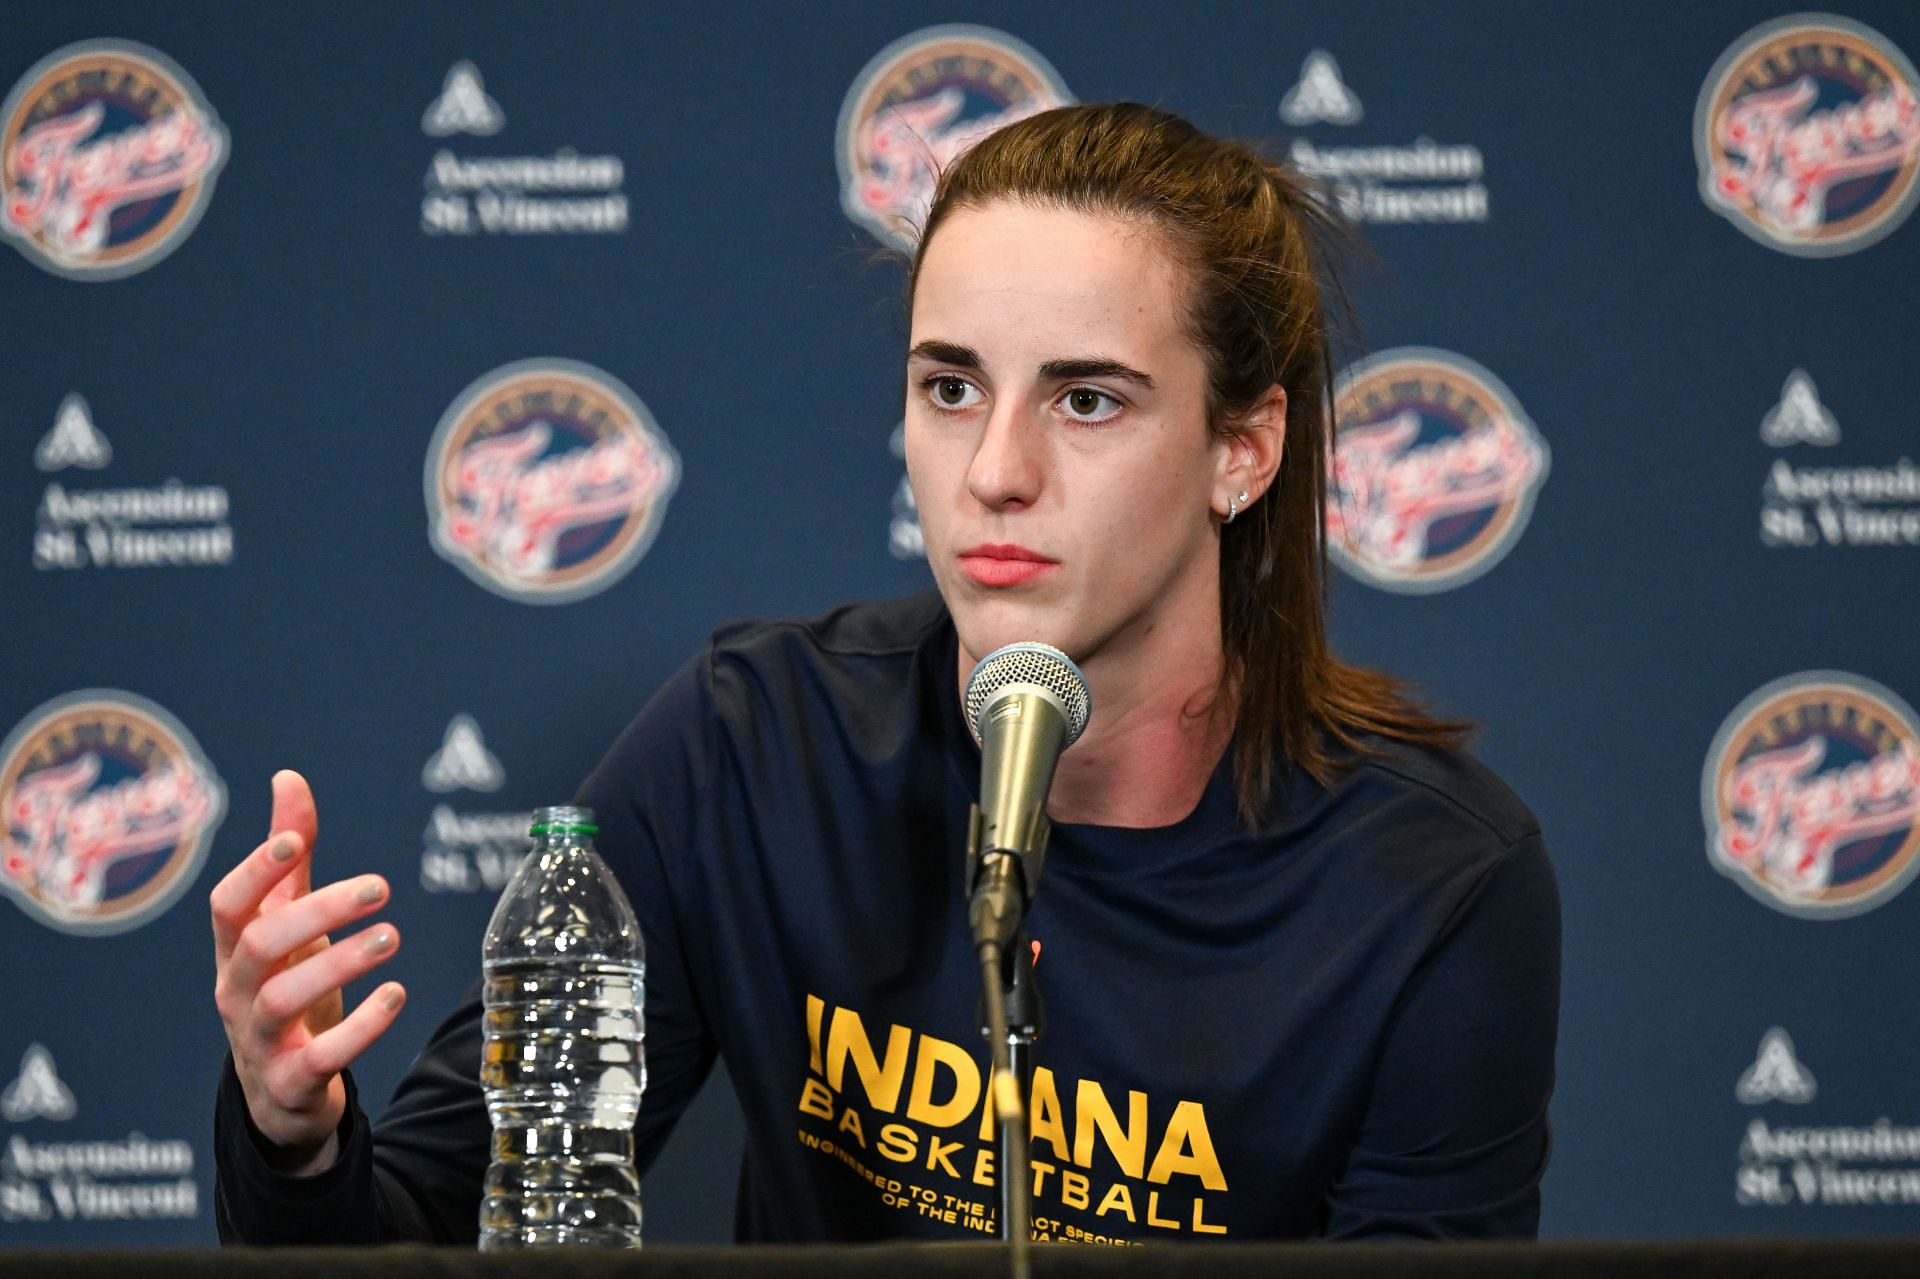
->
[908,102,1471,826]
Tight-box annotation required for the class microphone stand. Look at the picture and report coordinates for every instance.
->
[968,809,1042,1279]
[988,924,1041,1240]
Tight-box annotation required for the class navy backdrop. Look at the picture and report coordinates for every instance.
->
[4,0,1920,1249]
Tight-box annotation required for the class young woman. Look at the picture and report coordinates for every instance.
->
[211,103,1559,1245]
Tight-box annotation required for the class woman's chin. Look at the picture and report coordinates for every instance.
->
[949,603,1075,668]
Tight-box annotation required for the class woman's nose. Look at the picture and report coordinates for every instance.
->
[966,401,1043,511]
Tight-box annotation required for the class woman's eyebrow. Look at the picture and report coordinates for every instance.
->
[1038,357,1154,388]
[907,341,1155,389]
[907,339,982,368]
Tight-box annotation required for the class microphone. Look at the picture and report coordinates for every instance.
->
[963,642,1092,954]
[962,643,1090,1265]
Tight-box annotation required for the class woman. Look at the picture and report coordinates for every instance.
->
[211,103,1559,1244]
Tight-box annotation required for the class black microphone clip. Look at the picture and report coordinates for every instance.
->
[966,808,1041,957]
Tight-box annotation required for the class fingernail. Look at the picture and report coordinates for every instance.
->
[270,836,297,862]
[364,929,394,954]
[382,985,404,1011]
[356,879,383,904]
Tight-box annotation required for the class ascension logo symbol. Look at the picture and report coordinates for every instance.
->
[417,716,528,896]
[1737,1028,1818,1105]
[426,358,680,604]
[837,24,1073,251]
[886,421,922,559]
[1325,347,1549,593]
[1696,14,1920,257]
[1,1044,76,1122]
[0,690,226,935]
[1761,369,1841,447]
[422,61,504,137]
[1279,51,1363,126]
[34,394,111,472]
[422,714,504,793]
[0,40,229,279]
[1704,671,1920,918]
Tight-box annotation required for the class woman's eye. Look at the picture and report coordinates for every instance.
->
[1062,387,1121,421]
[928,376,980,410]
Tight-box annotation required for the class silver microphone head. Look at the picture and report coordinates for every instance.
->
[963,642,1092,748]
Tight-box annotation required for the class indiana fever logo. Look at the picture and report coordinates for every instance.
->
[425,359,680,604]
[1696,14,1920,257]
[1325,348,1549,593]
[0,690,226,935]
[0,40,228,280]
[1704,672,1920,919]
[836,25,1072,251]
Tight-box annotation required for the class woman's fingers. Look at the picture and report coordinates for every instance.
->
[211,770,324,970]
[267,770,320,898]
[212,770,406,1158]
[252,922,401,1040]
[210,830,305,968]
[301,982,407,1079]
[224,873,390,1001]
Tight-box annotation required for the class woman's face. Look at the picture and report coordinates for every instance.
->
[905,200,1233,674]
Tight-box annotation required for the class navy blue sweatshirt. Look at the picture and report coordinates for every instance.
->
[215,592,1559,1245]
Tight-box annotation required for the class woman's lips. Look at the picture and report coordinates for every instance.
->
[958,544,1059,588]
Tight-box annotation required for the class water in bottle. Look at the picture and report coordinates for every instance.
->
[478,805,646,1249]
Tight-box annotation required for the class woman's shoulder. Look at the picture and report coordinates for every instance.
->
[1275,730,1546,899]
[1337,732,1541,851]
[695,591,951,717]
[705,591,949,671]
[589,592,952,792]
[688,592,955,758]
[1268,733,1555,948]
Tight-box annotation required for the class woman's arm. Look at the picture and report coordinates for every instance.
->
[1323,831,1562,1239]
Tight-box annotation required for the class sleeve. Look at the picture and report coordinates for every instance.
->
[214,1056,393,1244]
[1322,830,1562,1240]
[213,992,490,1246]
[212,651,723,1245]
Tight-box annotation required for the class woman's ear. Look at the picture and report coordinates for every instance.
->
[1213,385,1287,519]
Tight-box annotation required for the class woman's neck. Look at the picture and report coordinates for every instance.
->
[1046,654,1235,827]
[957,594,1236,830]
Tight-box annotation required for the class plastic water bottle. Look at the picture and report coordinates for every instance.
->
[478,805,646,1249]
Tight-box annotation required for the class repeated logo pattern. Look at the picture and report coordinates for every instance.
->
[1696,14,1920,256]
[1279,51,1363,126]
[1326,348,1549,593]
[0,40,228,279]
[34,395,111,472]
[1760,369,1841,447]
[422,714,505,793]
[0,1044,75,1122]
[3,10,1920,1244]
[0,690,226,934]
[1737,1028,1819,1105]
[423,61,504,137]
[836,25,1072,251]
[425,359,680,604]
[1704,672,1920,918]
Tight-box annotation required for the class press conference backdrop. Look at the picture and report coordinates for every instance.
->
[4,0,1918,1249]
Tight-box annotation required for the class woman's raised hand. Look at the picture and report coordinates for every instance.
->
[210,770,406,1175]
